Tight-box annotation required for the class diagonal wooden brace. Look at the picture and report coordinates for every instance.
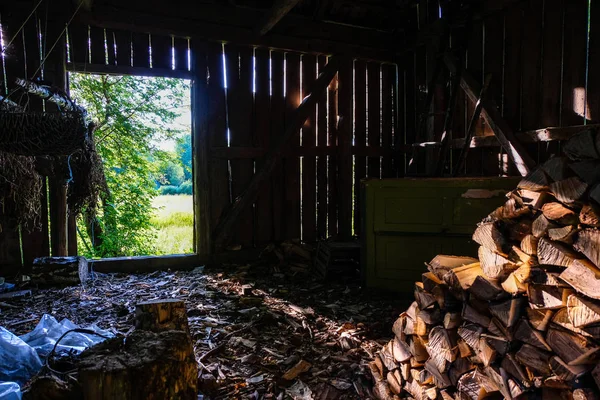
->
[444,53,536,176]
[213,57,340,249]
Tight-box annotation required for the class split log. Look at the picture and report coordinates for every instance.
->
[135,299,190,333]
[574,229,600,268]
[541,203,579,225]
[501,354,530,386]
[541,157,571,182]
[489,297,524,328]
[532,214,556,238]
[515,189,551,209]
[563,128,599,161]
[549,356,589,382]
[469,275,506,301]
[501,272,528,295]
[387,371,403,395]
[31,256,89,286]
[570,160,600,186]
[427,255,478,280]
[414,282,437,310]
[513,319,552,351]
[488,198,531,221]
[478,247,518,280]
[443,312,462,329]
[592,364,600,394]
[566,295,600,328]
[392,336,412,363]
[546,326,600,366]
[77,330,198,400]
[548,225,578,244]
[528,285,571,310]
[443,262,483,293]
[515,344,552,376]
[518,168,549,192]
[526,308,554,332]
[521,234,539,255]
[580,204,600,227]
[473,223,506,253]
[549,177,588,204]
[560,259,600,300]
[462,303,490,328]
[537,238,580,267]
[458,324,483,352]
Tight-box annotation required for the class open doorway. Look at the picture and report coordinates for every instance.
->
[68,72,193,257]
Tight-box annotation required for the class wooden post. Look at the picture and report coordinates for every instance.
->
[191,40,211,256]
[49,180,69,257]
[337,56,353,239]
[213,57,339,249]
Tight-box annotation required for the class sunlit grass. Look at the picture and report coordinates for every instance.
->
[151,195,194,254]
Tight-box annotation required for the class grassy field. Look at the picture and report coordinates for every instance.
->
[151,195,194,254]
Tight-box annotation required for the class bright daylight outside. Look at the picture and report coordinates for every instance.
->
[69,73,193,258]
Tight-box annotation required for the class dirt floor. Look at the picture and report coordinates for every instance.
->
[0,253,409,399]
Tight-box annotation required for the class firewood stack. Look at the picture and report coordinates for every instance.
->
[370,129,600,400]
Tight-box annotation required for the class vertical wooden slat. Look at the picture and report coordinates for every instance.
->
[316,55,329,239]
[327,68,339,237]
[254,48,273,245]
[465,21,484,175]
[337,56,353,238]
[226,45,254,247]
[503,6,523,133]
[353,59,367,236]
[521,0,543,131]
[68,23,89,65]
[191,40,211,255]
[68,214,78,256]
[589,0,600,121]
[151,34,172,70]
[381,64,394,177]
[89,26,105,65]
[106,30,116,66]
[114,29,131,67]
[132,32,150,68]
[367,62,381,178]
[404,51,417,173]
[395,64,405,177]
[173,37,189,71]
[271,51,286,241]
[561,0,589,126]
[284,52,301,240]
[301,54,317,243]
[207,43,229,238]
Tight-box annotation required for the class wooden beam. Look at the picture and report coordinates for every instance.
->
[444,52,536,176]
[212,57,339,249]
[78,5,397,63]
[209,145,397,159]
[67,62,193,80]
[256,0,301,36]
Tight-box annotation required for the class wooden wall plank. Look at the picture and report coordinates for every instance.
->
[173,37,189,71]
[301,54,317,243]
[337,57,353,238]
[207,43,229,238]
[225,44,254,247]
[404,52,417,174]
[561,0,589,126]
[114,29,131,67]
[381,64,394,177]
[89,26,106,65]
[271,51,286,241]
[503,5,523,136]
[521,0,543,131]
[151,34,172,70]
[589,0,600,122]
[68,23,89,65]
[327,67,339,237]
[395,64,405,177]
[284,52,302,240]
[254,48,273,245]
[132,32,150,68]
[106,29,116,66]
[316,55,328,239]
[465,21,484,175]
[367,62,381,178]
[353,59,367,236]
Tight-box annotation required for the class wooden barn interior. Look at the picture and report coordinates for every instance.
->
[2,0,600,398]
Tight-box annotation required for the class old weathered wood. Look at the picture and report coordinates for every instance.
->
[444,53,536,176]
[560,259,600,300]
[537,238,580,267]
[546,326,600,366]
[478,246,517,280]
[135,299,190,333]
[78,330,198,400]
[213,57,339,248]
[567,295,600,328]
[337,56,353,239]
[574,229,600,268]
[31,256,88,286]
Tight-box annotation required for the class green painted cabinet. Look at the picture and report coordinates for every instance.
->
[361,177,521,293]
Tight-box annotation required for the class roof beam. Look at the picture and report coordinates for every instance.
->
[256,0,302,36]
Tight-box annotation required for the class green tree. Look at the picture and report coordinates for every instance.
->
[175,134,192,181]
[163,161,185,186]
[69,73,190,257]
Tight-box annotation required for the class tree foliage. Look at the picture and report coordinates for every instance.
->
[69,73,190,257]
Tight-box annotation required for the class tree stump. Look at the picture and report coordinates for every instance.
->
[31,256,89,286]
[77,330,198,400]
[135,299,190,333]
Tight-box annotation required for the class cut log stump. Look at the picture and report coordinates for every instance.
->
[31,256,89,286]
[77,330,198,400]
[135,299,190,333]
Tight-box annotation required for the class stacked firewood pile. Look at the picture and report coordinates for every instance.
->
[370,129,600,400]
